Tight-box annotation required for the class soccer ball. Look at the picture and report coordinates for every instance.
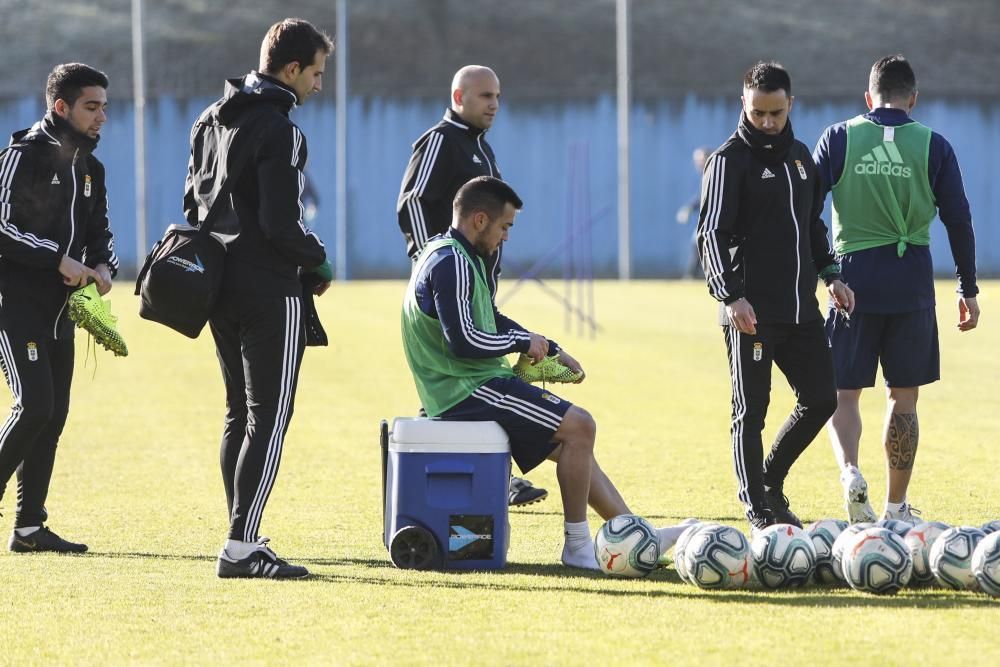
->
[807,519,848,584]
[981,520,1000,535]
[971,531,1000,597]
[595,514,660,578]
[673,522,716,584]
[928,526,987,590]
[830,522,874,584]
[682,525,752,589]
[903,521,952,586]
[841,527,913,595]
[875,518,913,539]
[750,524,817,589]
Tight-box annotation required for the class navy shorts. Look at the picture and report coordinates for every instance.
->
[825,307,940,389]
[439,376,571,474]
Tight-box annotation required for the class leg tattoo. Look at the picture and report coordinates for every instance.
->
[886,413,918,470]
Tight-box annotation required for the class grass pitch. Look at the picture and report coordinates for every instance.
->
[0,280,997,665]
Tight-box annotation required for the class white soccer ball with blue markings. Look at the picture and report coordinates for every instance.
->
[875,518,912,539]
[682,525,751,589]
[903,521,952,586]
[807,519,849,584]
[830,522,874,584]
[841,527,913,595]
[673,522,717,584]
[971,531,1000,597]
[595,514,660,578]
[929,526,987,590]
[750,524,817,589]
[981,520,1000,535]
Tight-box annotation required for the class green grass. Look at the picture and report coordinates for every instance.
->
[1,280,997,665]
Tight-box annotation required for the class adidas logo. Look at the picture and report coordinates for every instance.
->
[472,154,482,164]
[854,142,912,178]
[50,173,61,185]
[761,168,775,179]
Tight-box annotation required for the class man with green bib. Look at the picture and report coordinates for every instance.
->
[813,55,980,525]
[401,176,698,569]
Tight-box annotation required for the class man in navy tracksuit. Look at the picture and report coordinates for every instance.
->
[813,55,979,525]
[397,65,547,507]
[0,63,118,553]
[697,62,855,533]
[185,19,333,579]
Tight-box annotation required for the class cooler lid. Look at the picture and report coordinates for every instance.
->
[390,418,510,453]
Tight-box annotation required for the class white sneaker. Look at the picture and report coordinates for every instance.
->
[882,503,922,526]
[840,467,877,524]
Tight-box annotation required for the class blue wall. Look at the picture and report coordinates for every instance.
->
[3,95,996,278]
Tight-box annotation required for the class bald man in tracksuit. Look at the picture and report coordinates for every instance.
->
[697,62,854,533]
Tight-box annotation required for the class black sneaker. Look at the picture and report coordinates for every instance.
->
[747,508,777,537]
[8,526,88,553]
[509,476,547,507]
[763,487,803,528]
[216,538,310,579]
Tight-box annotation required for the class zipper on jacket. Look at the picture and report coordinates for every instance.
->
[475,135,494,177]
[782,163,801,324]
[52,148,79,338]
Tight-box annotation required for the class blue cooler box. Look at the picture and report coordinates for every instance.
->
[383,418,511,570]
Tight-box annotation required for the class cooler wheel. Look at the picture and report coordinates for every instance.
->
[389,525,441,570]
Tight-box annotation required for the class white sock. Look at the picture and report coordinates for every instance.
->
[561,520,598,570]
[14,526,41,537]
[885,500,906,515]
[221,538,258,560]
[657,518,700,553]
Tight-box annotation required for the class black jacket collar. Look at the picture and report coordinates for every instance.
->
[13,112,99,158]
[218,71,298,124]
[443,108,487,137]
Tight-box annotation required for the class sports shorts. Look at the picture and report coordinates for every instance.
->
[825,306,939,389]
[439,376,571,473]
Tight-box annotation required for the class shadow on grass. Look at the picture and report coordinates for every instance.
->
[512,510,744,523]
[82,551,215,563]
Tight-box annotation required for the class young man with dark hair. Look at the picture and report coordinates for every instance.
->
[396,65,548,508]
[697,62,854,534]
[402,176,696,569]
[0,62,118,552]
[184,18,334,579]
[813,55,979,525]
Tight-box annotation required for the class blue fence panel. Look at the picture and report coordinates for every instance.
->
[2,95,995,279]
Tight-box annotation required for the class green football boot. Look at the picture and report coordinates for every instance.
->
[67,283,129,357]
[512,352,583,384]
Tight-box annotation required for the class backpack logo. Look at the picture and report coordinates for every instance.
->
[50,173,61,185]
[165,254,206,274]
[854,142,913,178]
[761,168,775,180]
[84,174,92,197]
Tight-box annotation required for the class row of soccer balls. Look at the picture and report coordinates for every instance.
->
[594,514,1000,595]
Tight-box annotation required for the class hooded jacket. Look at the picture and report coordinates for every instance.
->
[0,113,119,338]
[183,72,326,297]
[697,113,840,325]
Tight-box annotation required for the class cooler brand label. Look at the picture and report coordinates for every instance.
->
[448,514,494,560]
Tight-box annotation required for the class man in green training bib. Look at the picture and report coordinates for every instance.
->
[813,55,980,525]
[401,176,698,569]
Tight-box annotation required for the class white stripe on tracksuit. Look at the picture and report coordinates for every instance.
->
[472,384,562,431]
[700,155,730,300]
[726,325,751,509]
[0,149,60,252]
[403,131,444,251]
[452,253,528,351]
[0,330,24,454]
[243,296,301,541]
